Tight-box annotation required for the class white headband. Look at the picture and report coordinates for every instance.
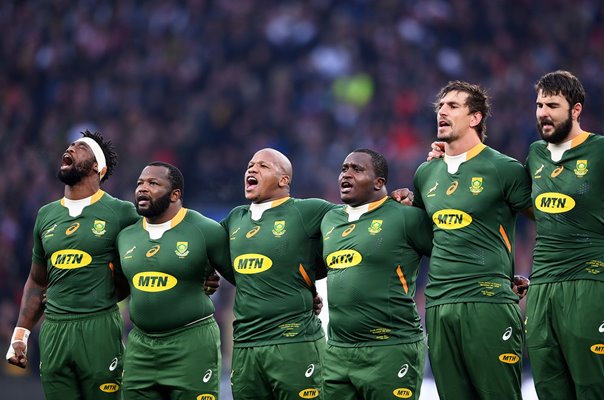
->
[76,137,107,179]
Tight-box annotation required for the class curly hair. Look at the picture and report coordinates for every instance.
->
[81,130,117,183]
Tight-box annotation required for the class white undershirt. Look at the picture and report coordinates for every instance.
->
[547,141,572,162]
[63,196,93,217]
[444,152,467,174]
[249,201,274,221]
[345,203,371,222]
[145,220,172,240]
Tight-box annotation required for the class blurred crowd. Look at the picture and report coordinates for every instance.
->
[2,0,604,380]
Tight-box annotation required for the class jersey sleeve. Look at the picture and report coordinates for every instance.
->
[412,163,428,210]
[403,206,433,257]
[31,209,46,266]
[205,218,235,285]
[499,158,532,212]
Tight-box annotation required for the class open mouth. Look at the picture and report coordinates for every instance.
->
[136,195,151,207]
[60,153,73,169]
[438,120,450,128]
[340,181,353,193]
[246,175,258,190]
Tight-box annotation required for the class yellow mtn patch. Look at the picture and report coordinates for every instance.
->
[133,272,177,292]
[51,250,92,269]
[535,192,575,213]
[326,250,362,269]
[432,209,472,229]
[234,254,273,274]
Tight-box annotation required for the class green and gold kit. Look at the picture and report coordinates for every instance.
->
[117,208,229,333]
[525,132,604,283]
[32,190,139,315]
[414,144,532,307]
[321,197,432,346]
[221,197,336,347]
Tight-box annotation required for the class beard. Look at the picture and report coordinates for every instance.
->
[136,190,172,218]
[57,158,95,186]
[537,110,573,144]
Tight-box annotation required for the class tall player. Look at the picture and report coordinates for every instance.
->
[221,148,336,400]
[525,70,604,399]
[116,161,231,399]
[6,131,139,399]
[321,149,432,400]
[413,81,532,399]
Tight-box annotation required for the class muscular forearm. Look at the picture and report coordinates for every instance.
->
[16,274,46,329]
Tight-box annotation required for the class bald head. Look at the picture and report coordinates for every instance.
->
[245,148,293,203]
[254,148,292,179]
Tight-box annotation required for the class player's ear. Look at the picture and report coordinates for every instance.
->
[374,177,386,191]
[279,174,291,188]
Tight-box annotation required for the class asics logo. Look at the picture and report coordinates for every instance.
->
[305,364,315,378]
[502,327,513,341]
[599,322,604,333]
[397,364,409,378]
[109,357,118,371]
[203,369,212,383]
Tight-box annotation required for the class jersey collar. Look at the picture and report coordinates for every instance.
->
[249,196,291,221]
[344,196,388,222]
[143,207,188,240]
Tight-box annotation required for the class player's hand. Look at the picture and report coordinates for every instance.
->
[6,327,30,369]
[390,188,414,206]
[204,273,220,295]
[427,141,445,161]
[313,293,323,316]
[511,275,530,299]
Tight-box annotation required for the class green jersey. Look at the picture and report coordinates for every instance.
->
[221,197,336,347]
[525,132,604,283]
[321,197,432,346]
[32,190,139,315]
[116,208,230,333]
[414,144,532,307]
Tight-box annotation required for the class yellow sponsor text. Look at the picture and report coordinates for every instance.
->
[590,344,604,354]
[535,193,575,213]
[51,250,92,269]
[298,388,319,399]
[432,209,472,229]
[196,395,216,400]
[498,353,520,364]
[234,254,273,274]
[99,383,120,393]
[133,272,178,292]
[326,249,362,269]
[393,388,413,398]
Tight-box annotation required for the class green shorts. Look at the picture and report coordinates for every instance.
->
[526,280,604,399]
[122,316,221,400]
[39,305,124,400]
[426,302,523,400]
[231,338,325,400]
[324,340,425,400]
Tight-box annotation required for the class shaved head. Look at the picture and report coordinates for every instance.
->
[254,148,292,180]
[245,148,293,203]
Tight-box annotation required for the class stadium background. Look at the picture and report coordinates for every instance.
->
[1,0,603,398]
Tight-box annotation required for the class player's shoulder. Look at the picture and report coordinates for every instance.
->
[38,199,63,215]
[184,208,220,227]
[383,198,426,219]
[292,197,335,211]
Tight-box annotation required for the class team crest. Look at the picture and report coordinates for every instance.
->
[272,220,286,237]
[368,220,383,235]
[574,160,588,177]
[175,242,190,258]
[91,220,106,236]
[469,177,484,195]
